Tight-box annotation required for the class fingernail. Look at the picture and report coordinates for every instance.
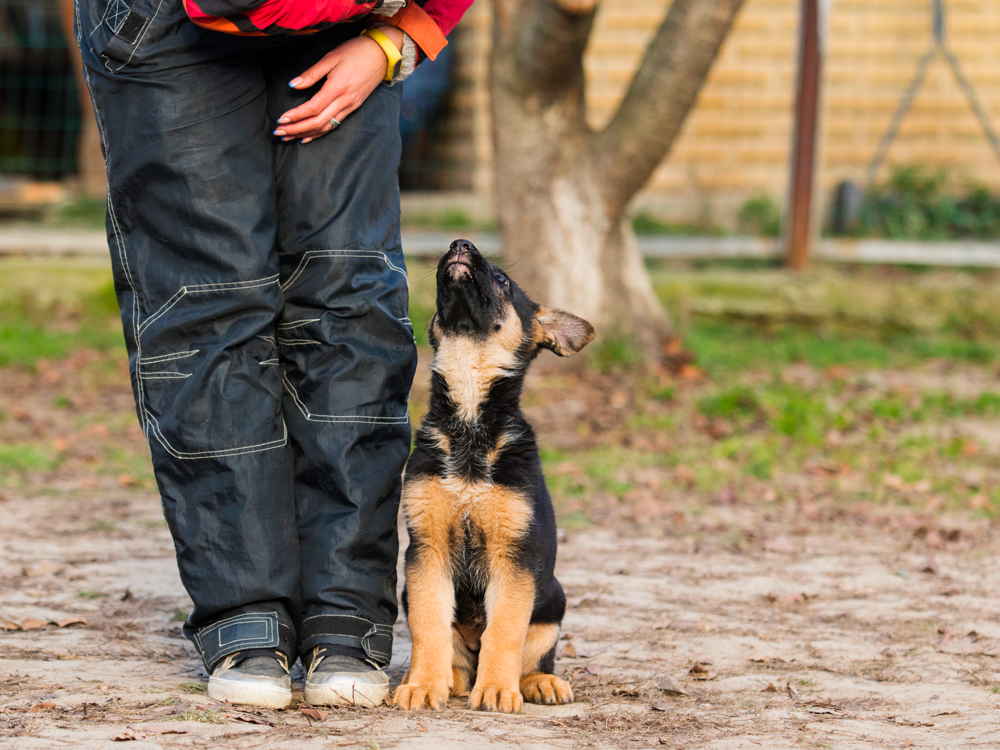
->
[301,138,312,144]
[282,136,292,142]
[277,117,290,124]
[274,129,286,136]
[288,77,303,87]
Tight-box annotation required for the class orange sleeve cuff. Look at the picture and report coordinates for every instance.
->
[378,3,447,61]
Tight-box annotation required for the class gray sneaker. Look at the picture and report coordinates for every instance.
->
[304,647,389,707]
[207,650,292,709]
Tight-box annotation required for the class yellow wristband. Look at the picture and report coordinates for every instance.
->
[361,28,402,83]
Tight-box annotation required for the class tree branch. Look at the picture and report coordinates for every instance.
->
[590,0,746,209]
[510,0,596,95]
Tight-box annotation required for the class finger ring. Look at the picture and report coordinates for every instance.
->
[329,117,341,129]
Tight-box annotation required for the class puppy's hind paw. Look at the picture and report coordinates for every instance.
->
[393,683,449,711]
[520,673,574,705]
[469,683,523,714]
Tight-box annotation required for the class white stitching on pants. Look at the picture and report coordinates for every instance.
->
[105,0,129,33]
[277,318,320,330]
[138,349,199,365]
[77,15,148,442]
[280,250,407,292]
[282,373,409,425]
[138,274,281,336]
[105,0,165,74]
[147,414,288,460]
[139,371,192,380]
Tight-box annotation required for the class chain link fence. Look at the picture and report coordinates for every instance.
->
[1,0,82,181]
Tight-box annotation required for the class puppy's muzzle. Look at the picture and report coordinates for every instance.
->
[445,239,477,278]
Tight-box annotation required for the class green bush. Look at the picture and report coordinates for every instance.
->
[858,166,1000,239]
[737,195,782,237]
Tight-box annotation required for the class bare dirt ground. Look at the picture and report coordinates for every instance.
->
[4,349,1000,749]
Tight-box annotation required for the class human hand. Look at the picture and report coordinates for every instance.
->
[274,27,403,144]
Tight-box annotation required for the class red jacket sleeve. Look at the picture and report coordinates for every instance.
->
[378,0,472,61]
[182,0,475,61]
[422,0,474,38]
[183,0,379,35]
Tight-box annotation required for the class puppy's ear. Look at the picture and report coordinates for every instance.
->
[535,308,595,357]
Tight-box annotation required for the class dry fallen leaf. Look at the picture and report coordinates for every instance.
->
[917,557,938,575]
[679,364,703,381]
[300,707,329,722]
[650,701,672,711]
[56,618,88,628]
[937,628,985,655]
[227,713,274,726]
[20,618,47,631]
[566,592,601,608]
[688,661,713,680]
[29,702,56,713]
[657,674,688,696]
[1,619,21,631]
[766,592,808,607]
[764,536,797,554]
[786,680,800,701]
[561,642,578,658]
[762,683,779,693]
[807,707,844,716]
[112,728,138,742]
[118,474,136,487]
[673,465,696,489]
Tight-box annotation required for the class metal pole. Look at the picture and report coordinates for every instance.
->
[786,0,822,271]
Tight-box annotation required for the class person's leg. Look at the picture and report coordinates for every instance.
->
[262,27,416,685]
[75,0,299,679]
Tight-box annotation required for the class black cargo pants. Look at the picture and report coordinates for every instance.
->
[75,0,416,671]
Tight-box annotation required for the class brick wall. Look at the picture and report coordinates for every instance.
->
[438,0,1000,228]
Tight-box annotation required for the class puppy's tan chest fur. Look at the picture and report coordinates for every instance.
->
[403,476,532,557]
[430,310,522,422]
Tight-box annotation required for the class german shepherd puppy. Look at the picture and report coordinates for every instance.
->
[394,240,595,714]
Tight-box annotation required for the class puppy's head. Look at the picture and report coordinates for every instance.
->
[431,239,595,364]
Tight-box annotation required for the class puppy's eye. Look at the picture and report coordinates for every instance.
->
[496,273,509,288]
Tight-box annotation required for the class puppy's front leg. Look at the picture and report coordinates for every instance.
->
[469,563,534,714]
[394,549,454,711]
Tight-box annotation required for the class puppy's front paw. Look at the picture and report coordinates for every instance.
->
[520,673,573,705]
[469,682,523,714]
[393,682,449,711]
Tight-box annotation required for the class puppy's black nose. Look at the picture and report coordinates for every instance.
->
[449,239,477,263]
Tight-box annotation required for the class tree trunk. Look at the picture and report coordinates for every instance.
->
[489,0,745,341]
[489,2,661,336]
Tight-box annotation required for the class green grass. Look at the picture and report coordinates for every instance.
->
[77,589,108,599]
[683,322,999,376]
[631,212,725,237]
[0,444,58,474]
[165,709,227,724]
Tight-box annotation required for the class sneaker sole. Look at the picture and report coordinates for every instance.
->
[305,681,389,707]
[208,676,292,709]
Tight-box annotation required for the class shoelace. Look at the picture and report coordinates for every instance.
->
[216,649,288,673]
